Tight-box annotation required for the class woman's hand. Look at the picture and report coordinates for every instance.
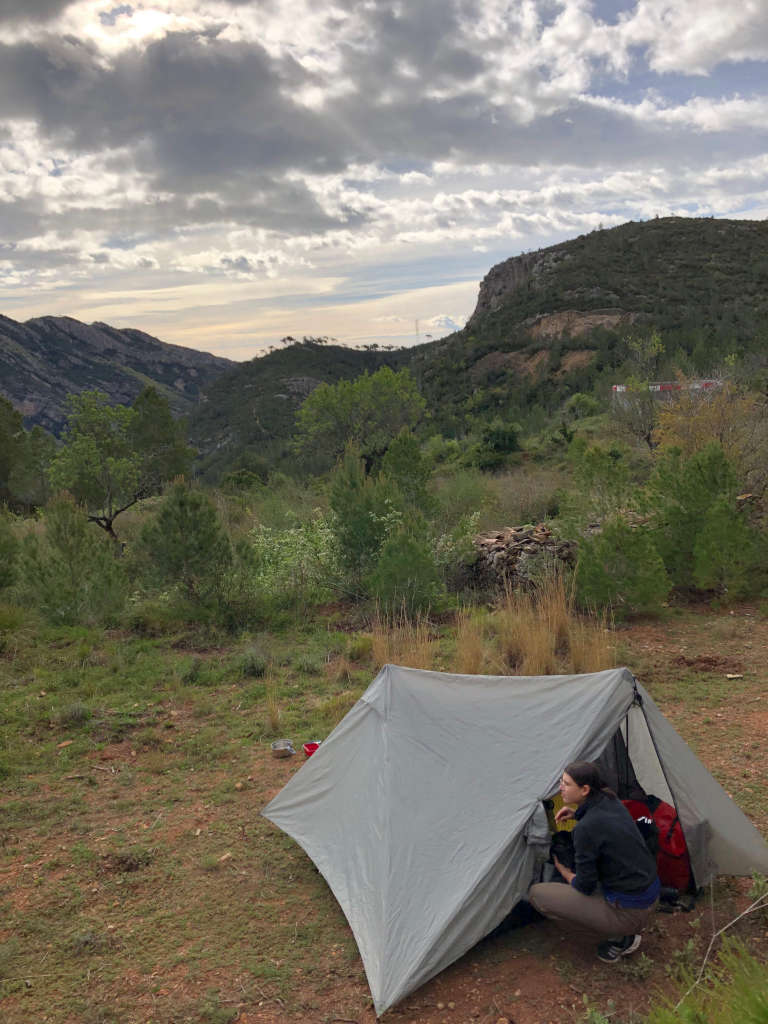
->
[553,854,575,885]
[555,805,575,824]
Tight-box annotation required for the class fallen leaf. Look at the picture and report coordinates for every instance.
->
[57,740,73,748]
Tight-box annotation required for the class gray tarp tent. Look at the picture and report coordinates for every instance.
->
[262,665,768,1015]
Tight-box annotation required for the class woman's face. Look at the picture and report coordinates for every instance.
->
[560,772,590,807]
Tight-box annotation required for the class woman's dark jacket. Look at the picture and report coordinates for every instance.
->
[571,791,658,897]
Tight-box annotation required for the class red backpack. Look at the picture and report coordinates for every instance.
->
[623,796,692,892]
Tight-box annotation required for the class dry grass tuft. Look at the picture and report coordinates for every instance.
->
[264,670,282,734]
[495,574,572,675]
[568,609,617,673]
[325,654,354,686]
[453,609,494,674]
[493,572,616,676]
[370,608,436,669]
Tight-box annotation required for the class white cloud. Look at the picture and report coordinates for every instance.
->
[0,0,767,355]
[584,93,768,133]
[617,0,768,74]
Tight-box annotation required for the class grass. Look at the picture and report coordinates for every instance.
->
[370,608,438,669]
[454,608,493,674]
[491,573,616,675]
[0,601,766,1022]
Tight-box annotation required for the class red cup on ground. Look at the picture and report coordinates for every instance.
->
[303,741,320,757]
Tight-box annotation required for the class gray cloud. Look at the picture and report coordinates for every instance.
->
[0,31,353,182]
[0,0,73,24]
[1,0,767,348]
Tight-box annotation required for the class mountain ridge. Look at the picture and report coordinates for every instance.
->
[0,314,234,435]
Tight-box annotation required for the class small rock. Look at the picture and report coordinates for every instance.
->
[234,781,244,790]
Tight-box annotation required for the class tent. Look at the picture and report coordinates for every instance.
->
[262,665,768,1016]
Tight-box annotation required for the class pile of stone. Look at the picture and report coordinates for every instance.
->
[459,524,577,593]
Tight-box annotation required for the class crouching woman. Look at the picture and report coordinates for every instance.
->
[529,761,660,963]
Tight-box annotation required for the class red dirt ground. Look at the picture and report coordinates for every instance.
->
[2,605,767,1024]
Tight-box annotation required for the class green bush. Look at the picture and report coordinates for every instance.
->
[140,481,232,602]
[575,517,671,617]
[17,493,128,625]
[239,647,268,678]
[56,702,92,729]
[380,430,435,509]
[328,451,403,586]
[433,468,497,530]
[0,514,18,590]
[691,496,766,599]
[558,441,636,537]
[649,443,740,590]
[366,521,445,615]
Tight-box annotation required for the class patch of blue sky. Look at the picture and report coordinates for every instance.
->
[99,5,133,27]
[724,198,768,216]
[589,57,768,106]
[590,0,638,26]
[534,0,562,30]
[103,235,150,250]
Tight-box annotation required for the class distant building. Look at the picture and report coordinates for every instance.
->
[611,379,722,404]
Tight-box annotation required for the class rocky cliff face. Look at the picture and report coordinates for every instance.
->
[466,247,569,326]
[0,315,234,434]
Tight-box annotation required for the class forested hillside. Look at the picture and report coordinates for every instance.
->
[189,337,410,479]
[410,216,768,434]
[186,216,768,473]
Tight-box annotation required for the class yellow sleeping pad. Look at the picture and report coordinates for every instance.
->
[548,792,576,832]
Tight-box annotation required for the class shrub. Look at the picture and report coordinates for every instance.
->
[380,430,434,509]
[559,441,638,535]
[366,525,445,616]
[239,648,268,678]
[140,481,232,602]
[692,496,765,599]
[346,635,373,662]
[649,443,739,590]
[56,702,92,728]
[240,513,337,611]
[0,514,18,591]
[433,468,497,530]
[17,493,128,625]
[575,517,671,617]
[328,451,403,587]
[467,417,521,471]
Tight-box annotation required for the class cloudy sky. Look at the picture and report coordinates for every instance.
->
[1,0,767,358]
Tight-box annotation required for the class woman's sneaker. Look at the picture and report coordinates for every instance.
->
[597,934,641,963]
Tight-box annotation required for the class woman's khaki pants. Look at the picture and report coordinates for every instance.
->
[528,882,657,939]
